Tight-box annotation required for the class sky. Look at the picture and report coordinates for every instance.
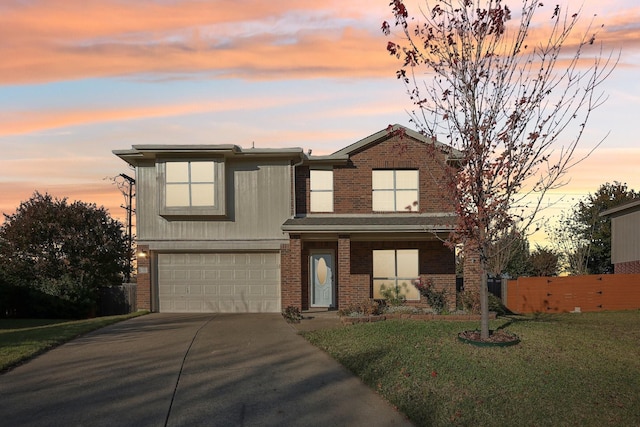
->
[1,0,639,245]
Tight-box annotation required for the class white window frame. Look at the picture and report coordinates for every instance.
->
[159,159,226,217]
[372,169,419,212]
[372,249,420,301]
[310,169,333,212]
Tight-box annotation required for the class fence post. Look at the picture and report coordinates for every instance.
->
[501,277,508,303]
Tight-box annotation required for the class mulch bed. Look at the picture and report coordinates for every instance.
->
[340,312,497,325]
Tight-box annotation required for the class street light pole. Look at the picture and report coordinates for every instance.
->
[119,173,135,282]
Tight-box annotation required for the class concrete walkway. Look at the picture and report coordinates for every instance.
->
[0,313,412,426]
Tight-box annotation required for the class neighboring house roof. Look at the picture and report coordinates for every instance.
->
[282,214,456,234]
[113,144,304,166]
[600,199,640,218]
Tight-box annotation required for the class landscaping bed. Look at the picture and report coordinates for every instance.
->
[340,311,497,325]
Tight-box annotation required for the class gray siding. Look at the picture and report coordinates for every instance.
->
[136,158,291,250]
[611,210,640,263]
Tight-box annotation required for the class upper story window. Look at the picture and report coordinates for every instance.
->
[159,159,226,217]
[310,169,333,212]
[372,169,419,212]
[166,161,216,207]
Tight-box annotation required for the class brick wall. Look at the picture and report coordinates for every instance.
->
[280,236,302,310]
[333,135,453,214]
[296,134,454,216]
[136,244,151,310]
[463,247,482,294]
[615,260,640,274]
[351,240,456,310]
[282,237,457,310]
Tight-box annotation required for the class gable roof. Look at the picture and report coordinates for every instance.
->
[326,124,462,160]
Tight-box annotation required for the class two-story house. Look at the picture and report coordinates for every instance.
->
[114,125,460,313]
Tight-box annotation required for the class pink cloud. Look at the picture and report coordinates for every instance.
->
[0,95,315,136]
[0,0,395,84]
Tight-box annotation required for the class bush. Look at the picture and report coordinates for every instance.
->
[457,289,480,314]
[338,299,382,317]
[378,283,407,307]
[281,306,302,323]
[488,293,513,316]
[414,277,449,314]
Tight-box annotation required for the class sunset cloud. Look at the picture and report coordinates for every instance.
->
[0,94,324,136]
[0,0,393,84]
[0,0,637,85]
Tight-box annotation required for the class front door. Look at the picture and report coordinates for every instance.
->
[310,252,334,307]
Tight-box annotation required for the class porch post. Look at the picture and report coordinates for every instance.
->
[281,235,302,310]
[337,234,351,308]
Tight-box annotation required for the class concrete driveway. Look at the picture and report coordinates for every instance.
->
[0,313,412,426]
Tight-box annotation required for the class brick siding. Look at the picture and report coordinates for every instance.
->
[136,244,151,310]
[615,260,640,274]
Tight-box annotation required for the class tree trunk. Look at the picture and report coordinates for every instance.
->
[480,265,490,339]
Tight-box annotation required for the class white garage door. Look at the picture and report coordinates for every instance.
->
[158,252,281,313]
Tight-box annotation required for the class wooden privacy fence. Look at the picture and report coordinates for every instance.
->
[506,274,640,314]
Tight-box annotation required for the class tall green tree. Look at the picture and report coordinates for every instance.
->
[550,182,638,274]
[384,0,616,338]
[0,192,129,317]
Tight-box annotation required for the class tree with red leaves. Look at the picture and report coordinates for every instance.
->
[383,0,616,339]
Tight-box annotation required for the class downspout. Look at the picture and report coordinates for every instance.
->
[292,151,305,218]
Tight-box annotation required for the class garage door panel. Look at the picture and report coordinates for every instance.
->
[157,252,280,313]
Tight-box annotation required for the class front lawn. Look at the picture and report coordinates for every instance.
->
[0,312,147,373]
[303,311,640,427]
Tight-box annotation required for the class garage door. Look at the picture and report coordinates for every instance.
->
[157,253,281,313]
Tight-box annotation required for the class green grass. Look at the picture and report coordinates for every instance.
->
[303,311,640,427]
[0,311,147,373]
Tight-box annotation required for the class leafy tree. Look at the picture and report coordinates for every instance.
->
[549,182,639,274]
[546,209,590,275]
[384,1,616,338]
[528,245,559,277]
[0,192,129,317]
[486,228,530,278]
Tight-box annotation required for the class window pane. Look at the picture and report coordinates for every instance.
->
[190,162,215,182]
[166,162,189,182]
[373,250,395,277]
[166,183,190,206]
[396,170,418,189]
[396,249,419,277]
[373,280,392,299]
[372,191,395,211]
[191,183,215,206]
[398,280,420,301]
[310,170,333,191]
[396,190,419,212]
[372,170,394,190]
[310,192,333,212]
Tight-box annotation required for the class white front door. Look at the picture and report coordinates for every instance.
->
[310,252,334,307]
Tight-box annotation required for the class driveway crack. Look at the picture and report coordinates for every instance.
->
[164,315,216,427]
